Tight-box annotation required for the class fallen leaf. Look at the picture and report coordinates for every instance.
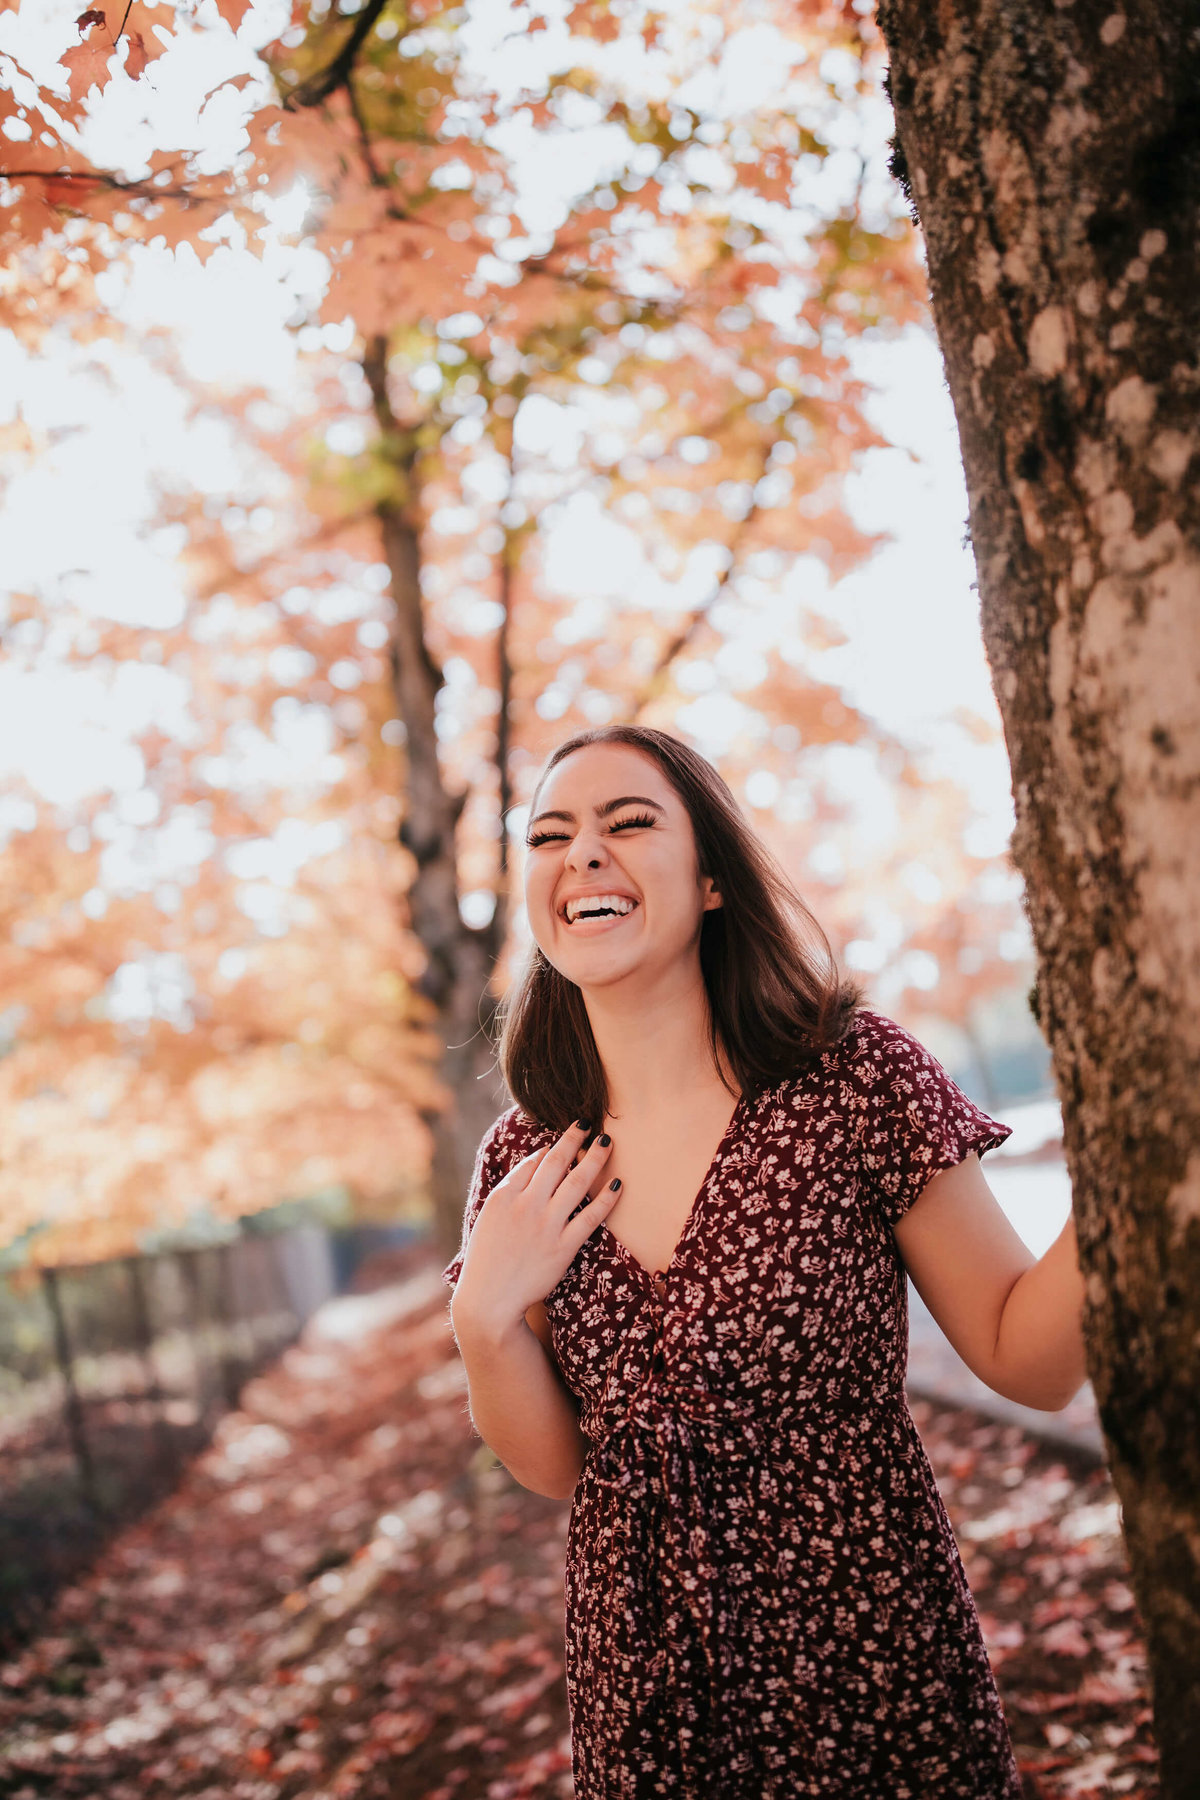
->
[1041,1617,1092,1658]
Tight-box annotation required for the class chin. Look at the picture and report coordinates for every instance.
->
[547,945,645,989]
[583,951,670,994]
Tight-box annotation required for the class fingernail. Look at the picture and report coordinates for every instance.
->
[598,1133,611,1147]
[609,1177,621,1190]
[575,1118,590,1131]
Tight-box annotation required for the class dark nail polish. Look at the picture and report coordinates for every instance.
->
[609,1177,621,1190]
[575,1118,591,1131]
[598,1133,611,1147]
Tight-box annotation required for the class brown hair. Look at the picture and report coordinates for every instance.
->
[496,725,864,1131]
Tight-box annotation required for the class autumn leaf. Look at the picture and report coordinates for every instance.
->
[123,31,151,80]
[201,70,257,106]
[213,0,256,28]
[42,173,105,206]
[61,14,114,102]
[113,3,171,66]
[566,0,622,42]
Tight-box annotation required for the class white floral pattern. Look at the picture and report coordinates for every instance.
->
[443,1007,1022,1798]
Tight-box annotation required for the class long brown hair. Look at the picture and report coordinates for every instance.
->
[496,725,864,1130]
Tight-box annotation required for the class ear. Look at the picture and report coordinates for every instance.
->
[700,874,723,912]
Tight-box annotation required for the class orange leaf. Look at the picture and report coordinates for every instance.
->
[61,35,113,103]
[214,0,255,27]
[566,0,621,42]
[115,3,171,65]
[123,31,150,80]
[42,173,105,206]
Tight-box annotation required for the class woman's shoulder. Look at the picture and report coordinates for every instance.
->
[836,1004,916,1062]
[834,1005,959,1085]
[745,1006,904,1117]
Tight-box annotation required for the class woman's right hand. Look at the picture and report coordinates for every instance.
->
[450,1121,620,1337]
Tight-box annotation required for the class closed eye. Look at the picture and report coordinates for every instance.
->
[525,811,659,849]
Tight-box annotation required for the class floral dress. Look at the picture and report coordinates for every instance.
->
[442,1006,1023,1798]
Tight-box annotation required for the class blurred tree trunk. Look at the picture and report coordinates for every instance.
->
[363,337,509,1257]
[875,2,1200,1785]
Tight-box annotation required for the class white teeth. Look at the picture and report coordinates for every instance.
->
[565,894,637,923]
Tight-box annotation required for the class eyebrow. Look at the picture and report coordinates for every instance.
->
[528,794,668,827]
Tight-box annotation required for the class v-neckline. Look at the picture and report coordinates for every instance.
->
[598,1091,747,1287]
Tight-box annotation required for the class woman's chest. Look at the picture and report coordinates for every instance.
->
[599,1101,740,1280]
[544,1131,905,1397]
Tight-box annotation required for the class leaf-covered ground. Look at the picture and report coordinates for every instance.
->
[0,1260,1158,1799]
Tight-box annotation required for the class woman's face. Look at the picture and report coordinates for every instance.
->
[523,742,721,993]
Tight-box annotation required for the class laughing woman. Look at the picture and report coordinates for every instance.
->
[443,724,1087,1800]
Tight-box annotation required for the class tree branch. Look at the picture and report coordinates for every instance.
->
[345,74,387,189]
[283,0,391,111]
[625,463,771,722]
[112,2,134,50]
[3,167,213,205]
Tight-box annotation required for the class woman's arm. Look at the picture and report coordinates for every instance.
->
[989,1212,1088,1410]
[893,1151,1088,1412]
[450,1298,587,1501]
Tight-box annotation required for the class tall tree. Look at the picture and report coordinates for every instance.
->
[875,2,1200,1785]
[256,0,926,1247]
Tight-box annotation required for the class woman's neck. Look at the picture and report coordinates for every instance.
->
[581,965,734,1122]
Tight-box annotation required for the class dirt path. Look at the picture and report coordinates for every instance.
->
[0,1264,1157,1799]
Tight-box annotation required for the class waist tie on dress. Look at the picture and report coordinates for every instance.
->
[585,1375,781,1740]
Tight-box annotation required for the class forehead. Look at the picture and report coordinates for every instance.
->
[534,742,680,812]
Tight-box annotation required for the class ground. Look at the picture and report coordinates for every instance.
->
[0,1255,1159,1799]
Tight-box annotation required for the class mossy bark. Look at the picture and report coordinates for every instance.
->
[875,3,1200,1787]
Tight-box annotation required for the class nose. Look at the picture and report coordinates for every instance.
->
[564,826,608,874]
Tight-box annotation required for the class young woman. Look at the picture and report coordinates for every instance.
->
[443,724,1087,1800]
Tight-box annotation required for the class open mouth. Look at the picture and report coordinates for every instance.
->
[561,895,640,926]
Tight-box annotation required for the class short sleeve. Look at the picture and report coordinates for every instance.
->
[845,1007,1013,1228]
[441,1106,532,1291]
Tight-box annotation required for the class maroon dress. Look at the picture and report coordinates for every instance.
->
[443,1006,1023,1798]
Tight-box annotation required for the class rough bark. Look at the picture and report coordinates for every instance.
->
[363,338,508,1258]
[873,2,1200,1785]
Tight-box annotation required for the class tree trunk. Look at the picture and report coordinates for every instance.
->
[874,3,1200,1784]
[363,338,509,1258]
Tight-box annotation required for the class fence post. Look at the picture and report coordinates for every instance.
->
[176,1248,214,1432]
[214,1241,243,1409]
[265,1231,298,1354]
[40,1265,101,1517]
[124,1255,178,1482]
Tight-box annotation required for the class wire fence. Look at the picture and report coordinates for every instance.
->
[0,1225,368,1645]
